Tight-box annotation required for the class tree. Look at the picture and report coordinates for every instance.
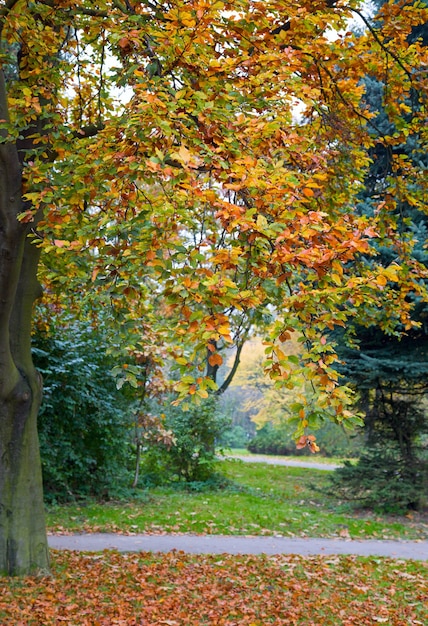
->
[1,0,427,575]
[328,1,428,511]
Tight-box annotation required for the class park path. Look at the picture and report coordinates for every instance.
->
[49,456,427,561]
[48,533,428,560]
[224,454,340,471]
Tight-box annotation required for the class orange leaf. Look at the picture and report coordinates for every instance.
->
[208,353,223,367]
[296,436,307,450]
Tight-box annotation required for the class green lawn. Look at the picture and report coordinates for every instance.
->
[46,459,428,540]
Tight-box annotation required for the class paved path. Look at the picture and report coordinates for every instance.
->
[48,533,428,560]
[224,454,340,471]
[48,457,426,561]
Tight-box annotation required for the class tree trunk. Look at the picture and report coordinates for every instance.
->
[0,206,49,578]
[0,69,49,575]
[0,371,49,576]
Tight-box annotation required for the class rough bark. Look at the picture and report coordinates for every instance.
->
[0,368,48,576]
[0,68,49,576]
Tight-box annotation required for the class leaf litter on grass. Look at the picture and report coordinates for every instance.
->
[45,462,428,540]
[1,551,427,625]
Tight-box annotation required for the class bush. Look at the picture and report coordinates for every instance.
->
[247,422,363,458]
[140,396,230,484]
[33,323,132,501]
[218,425,249,449]
[329,443,428,514]
[247,424,297,456]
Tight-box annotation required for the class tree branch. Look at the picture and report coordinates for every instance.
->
[217,339,245,395]
[349,7,414,84]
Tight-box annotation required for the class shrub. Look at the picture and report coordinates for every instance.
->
[218,425,249,449]
[247,422,363,458]
[247,424,297,456]
[329,443,428,513]
[140,396,230,484]
[33,323,132,501]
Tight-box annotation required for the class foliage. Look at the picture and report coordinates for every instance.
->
[329,444,428,514]
[11,0,427,424]
[247,423,302,456]
[328,388,428,512]
[33,320,132,501]
[228,337,365,456]
[218,383,259,441]
[46,460,428,540]
[248,422,364,458]
[141,396,230,483]
[1,551,427,625]
[219,424,250,449]
[228,337,301,426]
[331,327,428,510]
[328,2,428,513]
[226,336,360,451]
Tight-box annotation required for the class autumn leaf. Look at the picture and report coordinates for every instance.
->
[1,552,426,624]
[296,435,320,453]
[208,353,223,367]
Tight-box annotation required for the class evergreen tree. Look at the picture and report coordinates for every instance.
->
[330,3,428,512]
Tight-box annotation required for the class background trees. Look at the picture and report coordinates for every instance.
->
[223,337,364,457]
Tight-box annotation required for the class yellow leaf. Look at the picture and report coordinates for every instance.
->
[177,145,192,164]
[218,324,230,336]
[274,346,286,361]
[384,265,400,282]
[331,260,343,277]
[256,214,268,230]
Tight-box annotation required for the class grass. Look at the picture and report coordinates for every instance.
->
[1,552,427,624]
[46,459,428,540]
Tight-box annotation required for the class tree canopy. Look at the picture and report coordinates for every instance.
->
[14,0,427,418]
